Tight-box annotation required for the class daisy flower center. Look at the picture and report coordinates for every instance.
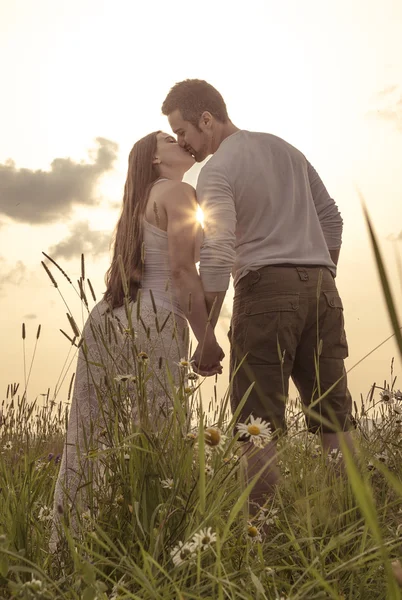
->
[205,428,221,446]
[247,526,259,538]
[180,548,191,559]
[248,424,262,436]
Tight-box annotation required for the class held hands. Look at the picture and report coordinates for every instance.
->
[191,337,225,377]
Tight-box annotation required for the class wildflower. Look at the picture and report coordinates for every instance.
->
[205,464,214,476]
[192,527,217,550]
[395,389,402,402]
[205,427,227,450]
[237,416,272,447]
[327,448,343,462]
[257,507,278,525]
[137,351,149,363]
[124,453,130,461]
[160,478,174,489]
[183,386,195,395]
[186,432,197,441]
[38,505,53,522]
[48,453,54,461]
[115,494,124,506]
[246,524,262,543]
[26,579,43,592]
[377,451,387,463]
[114,374,137,383]
[3,441,12,450]
[177,357,194,369]
[170,540,196,567]
[187,372,199,381]
[55,454,61,464]
[380,389,393,403]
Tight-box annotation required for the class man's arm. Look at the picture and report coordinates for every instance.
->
[197,164,236,328]
[307,161,342,267]
[204,291,226,329]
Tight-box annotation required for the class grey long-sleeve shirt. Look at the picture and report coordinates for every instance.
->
[196,130,343,292]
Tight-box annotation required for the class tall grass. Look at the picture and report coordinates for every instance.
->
[0,210,402,598]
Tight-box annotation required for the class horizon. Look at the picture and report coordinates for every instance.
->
[1,0,402,414]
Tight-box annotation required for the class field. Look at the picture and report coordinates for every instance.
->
[1,216,402,599]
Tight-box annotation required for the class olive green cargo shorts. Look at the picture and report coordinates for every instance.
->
[229,265,353,436]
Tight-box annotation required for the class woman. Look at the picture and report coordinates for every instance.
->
[50,131,224,550]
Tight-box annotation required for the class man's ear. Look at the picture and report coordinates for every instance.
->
[199,111,213,130]
[152,156,162,165]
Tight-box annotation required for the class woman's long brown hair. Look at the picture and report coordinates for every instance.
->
[104,131,161,308]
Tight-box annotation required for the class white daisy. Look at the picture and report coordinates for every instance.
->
[205,427,227,451]
[205,464,214,476]
[3,441,12,450]
[237,416,272,447]
[192,527,217,551]
[170,541,196,567]
[246,523,263,543]
[160,478,174,489]
[177,357,194,369]
[38,505,52,522]
[395,389,402,402]
[327,448,343,463]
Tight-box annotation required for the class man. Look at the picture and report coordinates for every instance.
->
[161,79,354,506]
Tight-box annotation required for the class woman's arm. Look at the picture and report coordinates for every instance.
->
[162,181,223,367]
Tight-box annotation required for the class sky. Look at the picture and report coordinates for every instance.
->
[1,0,402,416]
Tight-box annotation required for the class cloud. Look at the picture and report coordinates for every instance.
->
[0,258,27,290]
[378,85,398,96]
[47,220,111,260]
[0,138,118,224]
[374,86,402,131]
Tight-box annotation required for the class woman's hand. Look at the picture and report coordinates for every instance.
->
[191,340,225,377]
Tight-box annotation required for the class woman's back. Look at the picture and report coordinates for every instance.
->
[141,178,202,319]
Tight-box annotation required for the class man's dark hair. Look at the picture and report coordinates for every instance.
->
[161,79,229,127]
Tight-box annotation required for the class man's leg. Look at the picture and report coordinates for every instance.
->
[240,439,280,508]
[230,269,304,509]
[291,274,355,466]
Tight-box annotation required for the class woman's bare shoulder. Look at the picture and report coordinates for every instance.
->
[152,180,194,198]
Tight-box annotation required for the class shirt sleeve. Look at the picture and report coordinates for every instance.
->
[196,164,237,292]
[307,161,343,249]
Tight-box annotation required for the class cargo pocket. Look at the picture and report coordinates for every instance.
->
[243,293,300,365]
[320,291,348,359]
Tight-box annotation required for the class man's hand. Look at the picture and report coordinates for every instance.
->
[191,340,225,377]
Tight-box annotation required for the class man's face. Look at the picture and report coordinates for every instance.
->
[168,109,212,163]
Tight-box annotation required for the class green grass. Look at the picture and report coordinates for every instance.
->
[1,367,402,599]
[1,212,402,599]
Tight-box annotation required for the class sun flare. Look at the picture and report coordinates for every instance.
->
[196,205,204,228]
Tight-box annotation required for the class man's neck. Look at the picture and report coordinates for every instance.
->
[213,122,240,152]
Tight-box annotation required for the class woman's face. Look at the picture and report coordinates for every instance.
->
[154,132,195,170]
